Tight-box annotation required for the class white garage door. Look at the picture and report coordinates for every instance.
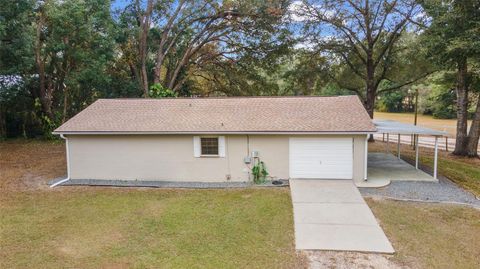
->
[289,137,353,179]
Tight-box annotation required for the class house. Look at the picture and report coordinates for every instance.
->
[53,96,376,184]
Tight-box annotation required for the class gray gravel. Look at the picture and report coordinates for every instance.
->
[48,178,289,189]
[359,176,480,208]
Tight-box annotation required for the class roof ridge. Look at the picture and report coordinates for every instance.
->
[96,95,358,101]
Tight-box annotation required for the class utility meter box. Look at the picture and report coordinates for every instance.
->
[251,151,259,158]
[243,156,252,164]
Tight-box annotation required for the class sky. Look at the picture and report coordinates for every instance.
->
[111,0,129,10]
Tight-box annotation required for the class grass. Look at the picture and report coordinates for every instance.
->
[0,141,304,269]
[1,188,302,269]
[1,140,480,268]
[367,199,480,269]
[369,141,480,197]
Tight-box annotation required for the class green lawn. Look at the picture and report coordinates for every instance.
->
[2,140,480,269]
[2,190,479,269]
[367,199,480,269]
[0,188,303,269]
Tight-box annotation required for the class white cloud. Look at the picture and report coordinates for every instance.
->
[294,40,316,50]
[288,1,313,22]
[287,1,335,22]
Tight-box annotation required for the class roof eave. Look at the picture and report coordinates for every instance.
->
[53,130,377,135]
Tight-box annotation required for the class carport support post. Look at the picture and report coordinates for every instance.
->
[434,136,438,180]
[397,134,401,159]
[415,135,419,169]
[386,133,389,152]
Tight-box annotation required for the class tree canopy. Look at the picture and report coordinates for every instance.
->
[0,0,479,156]
[421,0,480,156]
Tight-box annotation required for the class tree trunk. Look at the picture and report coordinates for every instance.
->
[62,86,68,124]
[466,94,480,157]
[365,54,377,141]
[34,9,54,120]
[365,86,375,118]
[138,0,153,97]
[364,52,376,119]
[453,58,469,156]
[365,86,376,142]
[140,61,149,97]
[128,62,142,93]
[153,52,166,85]
[167,50,190,90]
[0,106,6,139]
[153,0,185,85]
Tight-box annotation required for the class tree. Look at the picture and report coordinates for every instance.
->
[293,0,432,118]
[0,0,36,138]
[118,0,288,96]
[282,51,330,95]
[1,0,293,138]
[421,0,480,157]
[32,0,115,124]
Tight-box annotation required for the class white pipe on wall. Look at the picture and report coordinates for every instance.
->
[364,134,368,181]
[50,134,70,188]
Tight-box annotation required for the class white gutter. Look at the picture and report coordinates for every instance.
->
[50,134,70,188]
[53,131,378,135]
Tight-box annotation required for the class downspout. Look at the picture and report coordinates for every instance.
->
[246,134,251,181]
[364,134,368,181]
[50,134,70,188]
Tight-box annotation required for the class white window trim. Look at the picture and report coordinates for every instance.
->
[193,136,225,158]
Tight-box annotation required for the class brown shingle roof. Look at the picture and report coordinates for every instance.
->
[53,96,376,134]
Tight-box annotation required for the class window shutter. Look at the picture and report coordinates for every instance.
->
[218,136,226,157]
[193,136,201,157]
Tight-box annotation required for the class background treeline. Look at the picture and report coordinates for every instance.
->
[0,0,479,156]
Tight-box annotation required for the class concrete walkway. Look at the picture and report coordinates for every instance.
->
[290,179,394,253]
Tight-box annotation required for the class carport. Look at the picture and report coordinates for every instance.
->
[359,120,447,187]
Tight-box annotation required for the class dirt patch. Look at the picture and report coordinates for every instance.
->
[55,229,125,259]
[305,250,407,269]
[0,140,66,192]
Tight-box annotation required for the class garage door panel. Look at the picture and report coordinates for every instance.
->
[290,137,353,179]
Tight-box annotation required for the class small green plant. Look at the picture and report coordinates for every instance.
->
[149,83,177,98]
[34,98,59,140]
[40,115,57,140]
[252,161,269,184]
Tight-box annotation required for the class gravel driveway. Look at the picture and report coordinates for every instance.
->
[359,176,480,208]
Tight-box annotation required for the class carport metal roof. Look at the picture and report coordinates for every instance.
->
[373,120,447,136]
[370,120,447,182]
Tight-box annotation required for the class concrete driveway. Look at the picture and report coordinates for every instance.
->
[368,153,436,182]
[290,179,394,253]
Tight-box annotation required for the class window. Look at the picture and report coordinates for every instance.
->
[193,136,225,158]
[200,137,219,155]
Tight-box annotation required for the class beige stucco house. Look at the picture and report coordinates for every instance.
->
[53,96,376,184]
